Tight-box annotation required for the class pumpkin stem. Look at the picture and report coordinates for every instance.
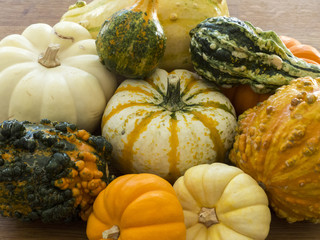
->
[162,74,185,112]
[38,44,61,68]
[198,207,219,228]
[102,225,120,240]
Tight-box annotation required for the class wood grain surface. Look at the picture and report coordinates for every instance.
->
[0,0,319,239]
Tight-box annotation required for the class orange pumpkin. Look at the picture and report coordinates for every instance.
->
[280,36,320,65]
[86,173,186,240]
[221,85,270,116]
[222,36,320,116]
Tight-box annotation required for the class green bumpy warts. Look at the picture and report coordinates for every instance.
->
[0,119,113,223]
[96,9,166,79]
[190,16,320,94]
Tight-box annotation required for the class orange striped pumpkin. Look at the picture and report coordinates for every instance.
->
[101,68,237,183]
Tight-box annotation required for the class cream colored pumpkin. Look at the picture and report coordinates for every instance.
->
[101,68,237,183]
[61,0,230,71]
[0,21,117,132]
[173,163,271,240]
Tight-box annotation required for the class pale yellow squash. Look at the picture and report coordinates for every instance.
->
[61,0,230,71]
[0,21,117,132]
[173,163,271,240]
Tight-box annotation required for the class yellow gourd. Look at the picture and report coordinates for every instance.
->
[173,163,271,240]
[61,0,230,71]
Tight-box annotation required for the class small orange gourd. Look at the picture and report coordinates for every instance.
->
[86,173,186,240]
[280,36,320,65]
[222,36,320,116]
[221,85,270,116]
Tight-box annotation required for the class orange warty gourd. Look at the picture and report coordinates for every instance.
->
[222,36,320,116]
[86,173,186,240]
[229,76,320,223]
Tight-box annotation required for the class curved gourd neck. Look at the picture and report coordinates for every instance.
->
[131,0,158,18]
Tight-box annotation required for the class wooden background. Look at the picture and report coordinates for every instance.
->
[0,0,319,239]
[0,0,319,49]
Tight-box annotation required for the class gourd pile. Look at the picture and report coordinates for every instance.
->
[0,0,320,239]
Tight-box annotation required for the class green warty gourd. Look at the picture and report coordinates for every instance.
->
[190,16,320,94]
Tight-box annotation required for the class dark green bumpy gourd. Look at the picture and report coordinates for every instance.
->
[0,119,113,223]
[96,0,166,79]
[190,16,320,94]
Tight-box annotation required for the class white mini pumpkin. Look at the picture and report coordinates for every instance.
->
[0,21,117,132]
[173,163,271,240]
[101,68,237,182]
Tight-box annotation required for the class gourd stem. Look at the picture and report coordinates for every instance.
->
[198,207,219,228]
[162,75,184,112]
[69,0,86,10]
[38,44,61,68]
[102,225,120,240]
[75,0,86,8]
[132,0,158,16]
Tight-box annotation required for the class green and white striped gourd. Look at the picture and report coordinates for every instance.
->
[190,16,320,94]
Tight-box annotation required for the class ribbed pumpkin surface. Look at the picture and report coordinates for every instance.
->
[86,173,186,240]
[280,35,320,65]
[101,68,237,182]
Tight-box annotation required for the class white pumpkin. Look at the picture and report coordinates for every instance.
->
[0,21,117,132]
[173,163,271,240]
[101,68,237,182]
